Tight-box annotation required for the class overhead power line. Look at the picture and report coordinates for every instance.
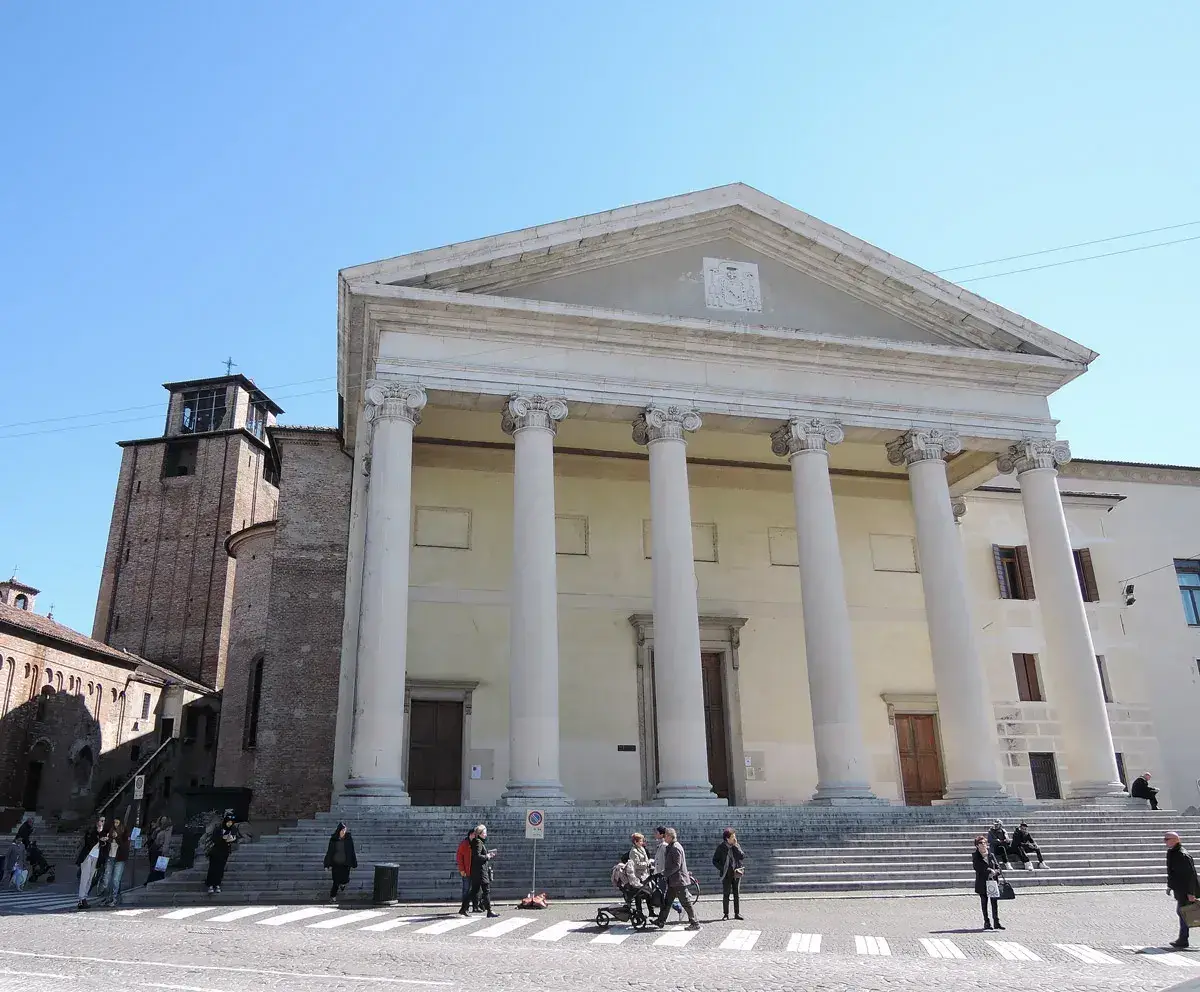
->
[954,233,1200,284]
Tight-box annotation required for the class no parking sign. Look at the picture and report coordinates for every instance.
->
[525,809,545,840]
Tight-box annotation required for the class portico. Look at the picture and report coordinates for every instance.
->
[331,184,1128,808]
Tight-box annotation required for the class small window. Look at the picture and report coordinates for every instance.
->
[245,402,269,440]
[1097,655,1113,703]
[184,708,199,740]
[162,440,198,478]
[244,656,265,750]
[1176,560,1200,626]
[993,545,1035,600]
[1013,653,1044,702]
[130,744,141,764]
[13,594,28,610]
[1073,548,1100,602]
[141,692,151,720]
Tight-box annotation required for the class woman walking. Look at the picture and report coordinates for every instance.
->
[323,822,357,901]
[973,835,1005,931]
[713,828,746,921]
[146,816,172,884]
[205,810,241,894]
[97,818,130,906]
[75,815,110,910]
[458,823,499,919]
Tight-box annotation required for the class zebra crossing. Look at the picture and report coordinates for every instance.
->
[0,887,79,915]
[12,899,1195,971]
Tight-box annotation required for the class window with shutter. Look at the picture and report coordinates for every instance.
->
[1012,653,1044,702]
[994,546,1035,599]
[992,545,1012,598]
[1074,548,1100,602]
[1015,546,1036,599]
[1096,655,1113,703]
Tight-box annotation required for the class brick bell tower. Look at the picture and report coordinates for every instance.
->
[92,374,283,688]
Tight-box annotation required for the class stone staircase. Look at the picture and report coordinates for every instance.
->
[125,803,1196,906]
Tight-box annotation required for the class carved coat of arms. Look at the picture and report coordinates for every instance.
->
[703,258,762,313]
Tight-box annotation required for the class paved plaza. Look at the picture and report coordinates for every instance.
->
[2,883,1200,991]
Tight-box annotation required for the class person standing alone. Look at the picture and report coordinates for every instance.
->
[712,828,745,921]
[205,810,241,894]
[654,827,700,931]
[323,822,357,901]
[1165,831,1199,948]
[972,835,1004,931]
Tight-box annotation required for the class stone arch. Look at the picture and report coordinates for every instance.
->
[69,740,95,794]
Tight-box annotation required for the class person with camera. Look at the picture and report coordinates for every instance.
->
[712,827,746,921]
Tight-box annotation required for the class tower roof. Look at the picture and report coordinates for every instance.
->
[161,374,284,415]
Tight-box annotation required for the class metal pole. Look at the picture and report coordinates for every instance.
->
[532,838,537,894]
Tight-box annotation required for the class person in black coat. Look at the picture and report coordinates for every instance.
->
[1133,773,1160,810]
[1165,831,1200,948]
[205,810,241,894]
[973,835,1005,931]
[712,828,746,921]
[458,823,499,919]
[323,822,357,901]
[74,816,111,909]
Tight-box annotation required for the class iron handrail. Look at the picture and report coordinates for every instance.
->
[96,737,176,818]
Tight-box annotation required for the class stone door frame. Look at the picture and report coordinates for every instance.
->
[402,678,478,806]
[629,614,748,806]
[882,691,945,805]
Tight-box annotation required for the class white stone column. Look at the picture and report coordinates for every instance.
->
[633,405,719,804]
[341,380,426,805]
[771,418,878,803]
[998,439,1124,798]
[500,394,571,804]
[887,429,1007,800]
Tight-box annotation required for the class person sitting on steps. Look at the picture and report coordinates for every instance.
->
[1132,772,1160,810]
[1011,821,1047,870]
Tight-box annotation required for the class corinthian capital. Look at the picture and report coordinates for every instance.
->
[771,418,845,457]
[501,394,568,436]
[632,405,702,445]
[364,380,427,425]
[886,428,963,467]
[997,438,1072,475]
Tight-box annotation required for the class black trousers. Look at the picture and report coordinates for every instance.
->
[656,884,696,926]
[1148,789,1160,810]
[979,893,1000,925]
[990,842,1011,865]
[1012,842,1043,865]
[722,874,741,916]
[205,849,229,888]
[1178,900,1191,945]
[460,878,490,914]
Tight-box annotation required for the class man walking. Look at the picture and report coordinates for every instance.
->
[1166,832,1199,949]
[1133,772,1160,810]
[654,827,700,931]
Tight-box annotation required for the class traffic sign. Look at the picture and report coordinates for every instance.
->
[525,809,545,840]
[133,774,145,800]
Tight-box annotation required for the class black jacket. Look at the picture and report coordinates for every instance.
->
[987,826,1009,849]
[324,833,357,870]
[1012,827,1036,849]
[1131,776,1156,799]
[973,849,1001,896]
[1168,844,1200,902]
[470,836,491,882]
[208,821,241,858]
[712,842,745,877]
[75,826,111,867]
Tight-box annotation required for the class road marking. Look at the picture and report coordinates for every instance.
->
[141,984,225,992]
[787,933,822,953]
[0,949,451,985]
[308,910,386,929]
[258,907,338,926]
[206,906,278,923]
[920,938,965,960]
[111,908,152,916]
[855,935,891,956]
[359,916,427,932]
[1055,944,1122,965]
[415,916,482,935]
[653,925,701,947]
[1122,946,1200,968]
[719,929,760,951]
[530,920,590,942]
[987,941,1041,962]
[592,925,636,944]
[472,917,534,938]
[0,968,78,980]
[160,908,216,920]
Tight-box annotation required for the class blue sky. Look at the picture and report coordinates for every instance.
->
[2,3,1197,633]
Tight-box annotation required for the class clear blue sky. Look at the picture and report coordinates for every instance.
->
[2,3,1197,633]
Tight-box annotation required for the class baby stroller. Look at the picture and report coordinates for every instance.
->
[595,858,652,930]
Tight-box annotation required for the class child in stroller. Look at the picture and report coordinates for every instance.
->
[595,855,655,930]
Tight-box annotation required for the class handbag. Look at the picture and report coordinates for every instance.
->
[1180,901,1200,927]
[999,878,1016,901]
[985,878,1001,899]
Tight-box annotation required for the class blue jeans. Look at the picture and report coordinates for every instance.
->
[100,860,126,905]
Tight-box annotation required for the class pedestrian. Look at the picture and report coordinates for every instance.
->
[712,827,746,921]
[973,835,1004,931]
[1010,821,1047,870]
[75,815,110,910]
[323,821,357,901]
[205,810,241,894]
[146,816,172,884]
[651,825,684,921]
[458,823,499,919]
[1133,772,1160,810]
[654,827,700,931]
[628,832,652,884]
[1165,831,1200,948]
[97,818,130,906]
[987,819,1012,868]
[456,827,479,913]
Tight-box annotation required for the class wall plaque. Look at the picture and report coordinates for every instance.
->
[703,257,762,312]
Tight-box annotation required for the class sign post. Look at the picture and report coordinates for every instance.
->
[525,809,545,893]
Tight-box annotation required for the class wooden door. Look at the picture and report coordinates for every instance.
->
[894,713,945,806]
[407,700,463,806]
[700,653,730,800]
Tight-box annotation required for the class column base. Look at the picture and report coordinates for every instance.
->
[811,782,884,805]
[935,781,1016,803]
[497,783,574,806]
[338,776,411,807]
[650,783,726,806]
[1065,783,1139,801]
[808,796,892,808]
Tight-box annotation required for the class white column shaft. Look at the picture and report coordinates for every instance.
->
[1016,466,1122,796]
[788,448,875,800]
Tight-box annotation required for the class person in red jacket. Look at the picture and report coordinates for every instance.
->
[456,828,479,913]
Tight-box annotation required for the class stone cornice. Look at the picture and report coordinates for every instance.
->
[771,418,844,457]
[1060,460,1200,488]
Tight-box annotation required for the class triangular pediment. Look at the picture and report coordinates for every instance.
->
[342,185,1096,363]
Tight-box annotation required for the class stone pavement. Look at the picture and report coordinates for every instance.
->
[1,885,1198,991]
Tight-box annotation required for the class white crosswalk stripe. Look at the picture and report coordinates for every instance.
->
[530,921,590,942]
[160,907,216,920]
[359,915,428,932]
[591,925,636,944]
[416,916,481,935]
[307,910,385,929]
[472,917,533,938]
[1055,944,1122,965]
[207,906,278,923]
[719,929,760,951]
[855,935,890,956]
[919,937,965,960]
[653,925,701,948]
[1122,946,1200,968]
[987,940,1041,962]
[0,891,78,914]
[258,907,338,926]
[110,908,151,916]
[787,933,821,953]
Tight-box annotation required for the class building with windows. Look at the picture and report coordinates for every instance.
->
[92,185,1200,823]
